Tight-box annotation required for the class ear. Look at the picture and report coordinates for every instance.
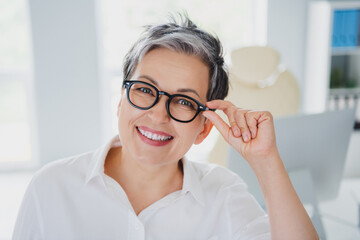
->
[194,118,213,145]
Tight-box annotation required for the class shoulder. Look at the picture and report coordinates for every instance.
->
[31,151,95,190]
[188,160,248,192]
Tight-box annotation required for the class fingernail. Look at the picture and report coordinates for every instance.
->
[243,133,249,142]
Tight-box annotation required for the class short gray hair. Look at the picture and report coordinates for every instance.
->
[122,13,229,101]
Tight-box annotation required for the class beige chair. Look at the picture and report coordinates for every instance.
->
[208,46,300,166]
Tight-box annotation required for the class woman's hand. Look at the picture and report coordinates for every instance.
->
[203,100,280,169]
[203,100,320,239]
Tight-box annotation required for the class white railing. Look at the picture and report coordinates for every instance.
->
[328,88,360,129]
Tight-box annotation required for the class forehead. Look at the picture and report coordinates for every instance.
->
[132,48,209,101]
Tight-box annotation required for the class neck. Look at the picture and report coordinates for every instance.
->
[105,146,184,195]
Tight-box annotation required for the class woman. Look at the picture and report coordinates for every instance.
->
[13,14,319,239]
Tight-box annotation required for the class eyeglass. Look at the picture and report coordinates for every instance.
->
[122,80,215,123]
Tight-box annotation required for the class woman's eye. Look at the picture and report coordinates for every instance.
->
[138,87,153,95]
[178,99,195,109]
[179,99,191,106]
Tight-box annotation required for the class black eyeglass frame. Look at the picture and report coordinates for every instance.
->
[123,80,215,123]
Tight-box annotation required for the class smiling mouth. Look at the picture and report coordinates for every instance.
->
[136,127,174,142]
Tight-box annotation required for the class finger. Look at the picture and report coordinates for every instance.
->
[230,120,241,137]
[228,108,241,137]
[234,109,251,142]
[206,100,235,112]
[245,111,259,139]
[202,110,231,143]
[207,100,241,137]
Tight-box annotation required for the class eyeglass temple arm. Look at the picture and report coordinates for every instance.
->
[201,106,216,112]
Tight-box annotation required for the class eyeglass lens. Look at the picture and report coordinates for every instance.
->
[128,82,198,122]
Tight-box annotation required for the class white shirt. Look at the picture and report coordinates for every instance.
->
[13,136,270,240]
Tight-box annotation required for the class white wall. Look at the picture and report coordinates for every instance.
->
[267,0,309,111]
[29,0,108,166]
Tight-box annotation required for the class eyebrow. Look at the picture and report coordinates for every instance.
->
[138,75,201,98]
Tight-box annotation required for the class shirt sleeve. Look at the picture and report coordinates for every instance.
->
[225,181,271,240]
[12,176,45,240]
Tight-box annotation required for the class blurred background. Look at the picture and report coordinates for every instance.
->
[0,0,268,169]
[1,0,360,239]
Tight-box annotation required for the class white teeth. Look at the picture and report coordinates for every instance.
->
[137,128,172,141]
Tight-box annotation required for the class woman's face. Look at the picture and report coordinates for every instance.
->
[117,47,213,166]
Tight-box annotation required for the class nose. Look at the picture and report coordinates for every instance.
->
[147,95,170,123]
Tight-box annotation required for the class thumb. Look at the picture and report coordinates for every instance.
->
[203,110,231,143]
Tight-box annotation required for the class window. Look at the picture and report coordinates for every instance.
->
[0,0,33,168]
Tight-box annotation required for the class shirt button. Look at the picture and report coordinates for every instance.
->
[134,223,141,230]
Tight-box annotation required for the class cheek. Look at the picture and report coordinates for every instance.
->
[177,120,204,143]
[117,98,137,137]
[118,94,138,120]
[117,107,128,143]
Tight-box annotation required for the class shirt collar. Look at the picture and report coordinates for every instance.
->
[181,157,205,206]
[85,135,205,206]
[85,135,120,184]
